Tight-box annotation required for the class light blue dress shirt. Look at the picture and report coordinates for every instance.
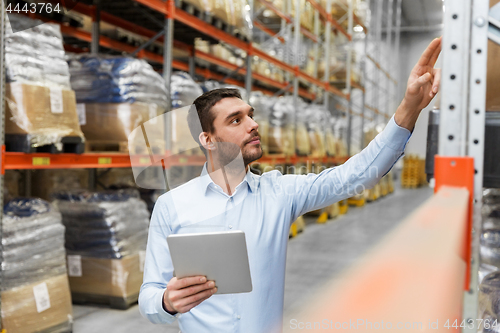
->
[139,115,412,333]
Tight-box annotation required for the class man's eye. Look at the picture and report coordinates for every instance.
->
[249,114,254,119]
[231,118,240,124]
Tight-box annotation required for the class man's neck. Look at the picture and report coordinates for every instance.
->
[206,159,248,196]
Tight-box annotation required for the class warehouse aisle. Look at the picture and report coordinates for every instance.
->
[73,184,433,333]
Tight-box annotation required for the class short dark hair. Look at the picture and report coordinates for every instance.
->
[187,88,242,153]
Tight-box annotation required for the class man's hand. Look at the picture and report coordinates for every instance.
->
[395,37,442,131]
[163,276,217,314]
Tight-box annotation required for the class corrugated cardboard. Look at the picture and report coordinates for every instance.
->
[487,0,500,111]
[81,103,165,154]
[5,83,83,139]
[1,274,73,333]
[68,253,143,299]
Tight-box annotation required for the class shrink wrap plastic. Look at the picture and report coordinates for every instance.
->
[53,189,149,259]
[2,198,67,290]
[305,105,327,158]
[6,14,70,89]
[250,92,271,155]
[68,55,168,107]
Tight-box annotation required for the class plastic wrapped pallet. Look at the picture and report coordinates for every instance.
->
[269,96,308,155]
[2,198,72,332]
[80,102,165,154]
[68,55,168,108]
[5,83,84,148]
[210,0,234,24]
[5,15,83,151]
[53,190,149,306]
[305,105,327,158]
[6,14,70,89]
[249,92,271,156]
[171,73,204,156]
[478,271,500,329]
[230,0,253,39]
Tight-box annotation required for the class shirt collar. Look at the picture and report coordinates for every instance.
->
[200,163,258,194]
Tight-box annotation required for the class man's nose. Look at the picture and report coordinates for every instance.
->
[248,117,259,132]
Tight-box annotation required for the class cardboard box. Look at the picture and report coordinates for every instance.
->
[31,169,88,201]
[1,274,73,333]
[487,0,500,111]
[5,83,83,143]
[81,102,165,154]
[67,253,143,300]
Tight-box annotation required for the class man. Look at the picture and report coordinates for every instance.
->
[139,38,442,332]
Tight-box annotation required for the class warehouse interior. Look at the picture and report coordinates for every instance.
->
[0,0,498,332]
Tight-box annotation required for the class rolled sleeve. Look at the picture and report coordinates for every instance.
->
[378,115,412,152]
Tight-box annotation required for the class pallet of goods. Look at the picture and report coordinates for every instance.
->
[53,189,150,309]
[68,55,168,154]
[2,198,72,333]
[5,14,84,153]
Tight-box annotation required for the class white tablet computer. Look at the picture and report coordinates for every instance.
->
[167,230,252,294]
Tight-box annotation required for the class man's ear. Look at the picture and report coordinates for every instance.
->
[199,132,215,151]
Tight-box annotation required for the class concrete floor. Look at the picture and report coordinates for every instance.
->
[73,185,433,333]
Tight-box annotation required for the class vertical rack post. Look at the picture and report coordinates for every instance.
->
[374,0,383,123]
[467,0,489,327]
[89,0,101,189]
[91,0,101,54]
[293,0,301,154]
[394,0,402,103]
[163,0,174,192]
[313,10,320,95]
[386,0,393,118]
[361,0,371,148]
[346,0,354,155]
[245,0,254,102]
[323,0,332,110]
[439,0,488,327]
[0,1,6,325]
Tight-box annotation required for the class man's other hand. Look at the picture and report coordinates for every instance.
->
[163,276,218,314]
[395,37,442,131]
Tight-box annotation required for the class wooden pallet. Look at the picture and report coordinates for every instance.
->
[5,134,84,154]
[71,292,139,310]
[38,319,73,333]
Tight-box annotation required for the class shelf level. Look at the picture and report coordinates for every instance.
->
[2,149,349,171]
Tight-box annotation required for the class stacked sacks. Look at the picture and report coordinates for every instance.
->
[53,189,150,308]
[171,72,204,156]
[2,198,72,332]
[478,190,500,326]
[305,105,327,158]
[68,55,167,154]
[68,55,167,106]
[249,92,271,156]
[5,14,84,151]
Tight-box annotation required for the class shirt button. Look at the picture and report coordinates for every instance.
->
[237,315,241,320]
[229,225,233,229]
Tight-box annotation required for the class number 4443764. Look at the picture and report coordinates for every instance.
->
[6,2,61,14]
[444,319,498,330]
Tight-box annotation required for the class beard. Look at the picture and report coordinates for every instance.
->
[214,134,263,167]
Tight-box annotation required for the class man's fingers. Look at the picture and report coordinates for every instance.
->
[409,72,432,93]
[430,68,441,97]
[176,287,217,309]
[170,276,207,290]
[416,37,442,67]
[428,38,442,67]
[175,280,216,300]
[179,297,209,313]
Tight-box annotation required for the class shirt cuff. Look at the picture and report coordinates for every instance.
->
[378,115,412,151]
[155,288,179,324]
